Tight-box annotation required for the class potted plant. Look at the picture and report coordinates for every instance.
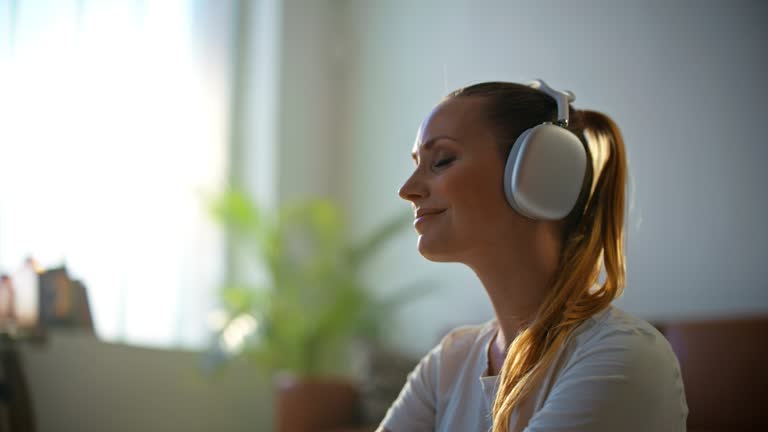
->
[206,190,428,431]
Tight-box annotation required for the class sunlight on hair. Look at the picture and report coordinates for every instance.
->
[583,129,611,197]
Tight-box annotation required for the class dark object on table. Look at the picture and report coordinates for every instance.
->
[0,335,36,432]
[38,267,93,332]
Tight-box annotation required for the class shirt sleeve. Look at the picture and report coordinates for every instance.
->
[523,329,688,432]
[378,342,442,432]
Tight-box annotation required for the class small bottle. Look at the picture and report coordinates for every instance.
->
[12,257,40,329]
[0,273,17,327]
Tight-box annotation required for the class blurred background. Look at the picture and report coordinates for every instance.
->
[1,0,767,431]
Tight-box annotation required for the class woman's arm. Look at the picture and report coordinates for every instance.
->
[376,343,442,431]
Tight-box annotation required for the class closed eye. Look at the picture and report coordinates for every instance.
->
[434,157,455,168]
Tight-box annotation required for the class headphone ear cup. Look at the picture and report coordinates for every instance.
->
[504,124,588,220]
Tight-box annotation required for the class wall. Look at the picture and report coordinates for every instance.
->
[336,0,768,356]
[277,0,347,203]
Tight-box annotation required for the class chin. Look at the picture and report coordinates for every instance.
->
[417,236,459,262]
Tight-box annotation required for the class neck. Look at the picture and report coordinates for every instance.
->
[466,224,562,354]
[472,256,555,355]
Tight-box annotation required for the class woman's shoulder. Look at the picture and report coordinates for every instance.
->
[573,305,667,347]
[437,319,497,354]
[417,319,497,377]
[531,305,689,429]
[564,305,683,377]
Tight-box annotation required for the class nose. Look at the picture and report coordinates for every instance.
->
[398,170,427,203]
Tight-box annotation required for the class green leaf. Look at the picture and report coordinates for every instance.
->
[205,189,431,377]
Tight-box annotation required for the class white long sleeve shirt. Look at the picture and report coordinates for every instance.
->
[379,305,688,432]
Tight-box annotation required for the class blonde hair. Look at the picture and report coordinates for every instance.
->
[447,83,628,431]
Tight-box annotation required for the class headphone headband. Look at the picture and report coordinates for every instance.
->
[527,79,575,127]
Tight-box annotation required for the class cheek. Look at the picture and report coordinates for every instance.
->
[440,163,509,224]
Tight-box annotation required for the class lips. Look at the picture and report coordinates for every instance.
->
[415,208,445,218]
[414,208,446,227]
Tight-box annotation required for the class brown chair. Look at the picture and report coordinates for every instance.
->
[657,317,768,432]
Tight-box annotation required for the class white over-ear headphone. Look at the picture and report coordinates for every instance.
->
[503,79,588,220]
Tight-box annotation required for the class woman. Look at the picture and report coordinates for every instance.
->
[378,81,688,432]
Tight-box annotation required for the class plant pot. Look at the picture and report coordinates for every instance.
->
[274,373,362,432]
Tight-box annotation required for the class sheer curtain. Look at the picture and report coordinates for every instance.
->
[0,0,234,348]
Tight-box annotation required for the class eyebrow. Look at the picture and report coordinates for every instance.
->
[411,135,460,161]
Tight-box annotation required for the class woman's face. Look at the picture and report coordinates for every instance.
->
[399,97,527,262]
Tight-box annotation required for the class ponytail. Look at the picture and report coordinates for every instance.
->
[490,109,628,432]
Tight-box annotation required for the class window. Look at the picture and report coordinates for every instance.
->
[0,0,233,348]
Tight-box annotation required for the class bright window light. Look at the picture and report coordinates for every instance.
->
[0,0,229,348]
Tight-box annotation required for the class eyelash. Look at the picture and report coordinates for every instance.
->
[433,157,455,168]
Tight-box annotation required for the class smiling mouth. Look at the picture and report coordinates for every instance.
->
[414,209,446,226]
